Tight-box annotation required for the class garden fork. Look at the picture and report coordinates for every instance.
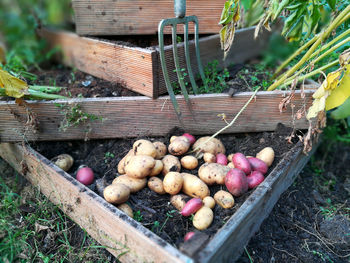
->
[158,0,207,123]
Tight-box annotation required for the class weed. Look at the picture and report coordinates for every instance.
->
[160,210,177,232]
[55,103,104,132]
[312,250,334,263]
[200,60,230,94]
[176,35,183,43]
[320,198,337,219]
[104,152,115,163]
[134,210,143,222]
[151,221,160,232]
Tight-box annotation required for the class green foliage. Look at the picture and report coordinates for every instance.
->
[104,152,115,163]
[200,60,230,93]
[133,210,143,222]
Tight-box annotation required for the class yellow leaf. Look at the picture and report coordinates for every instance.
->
[323,70,341,91]
[0,69,29,98]
[325,64,350,111]
[339,49,350,67]
[307,91,329,120]
[312,82,326,99]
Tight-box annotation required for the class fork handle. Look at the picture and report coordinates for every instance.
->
[174,0,186,18]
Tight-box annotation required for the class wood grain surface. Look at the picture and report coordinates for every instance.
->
[72,0,226,35]
[0,90,314,142]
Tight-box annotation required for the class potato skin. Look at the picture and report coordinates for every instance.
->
[182,173,210,199]
[153,141,167,159]
[133,139,157,158]
[232,153,251,175]
[125,155,155,178]
[256,147,275,167]
[117,203,133,218]
[203,153,216,163]
[163,172,184,195]
[148,177,166,194]
[193,207,214,230]
[227,154,234,162]
[247,171,265,189]
[216,153,228,165]
[117,149,134,174]
[162,155,181,175]
[168,136,191,156]
[149,160,164,176]
[181,156,198,170]
[112,175,146,193]
[214,190,235,209]
[225,168,248,197]
[170,194,190,211]
[198,163,230,185]
[53,154,74,172]
[247,157,268,174]
[103,184,130,204]
[192,136,226,155]
[227,162,235,168]
[181,198,203,216]
[203,196,215,209]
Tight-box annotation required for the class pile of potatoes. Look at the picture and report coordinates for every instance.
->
[103,133,275,233]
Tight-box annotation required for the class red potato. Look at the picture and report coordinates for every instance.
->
[232,153,251,175]
[184,231,195,242]
[247,157,268,175]
[216,153,228,165]
[247,171,265,189]
[182,133,196,145]
[76,166,94,185]
[225,168,248,197]
[181,198,203,216]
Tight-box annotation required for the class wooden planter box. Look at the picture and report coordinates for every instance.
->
[0,89,314,142]
[38,27,270,98]
[0,140,317,262]
[72,0,226,36]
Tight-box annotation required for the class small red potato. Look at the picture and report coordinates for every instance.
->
[182,173,210,199]
[162,155,181,175]
[232,153,251,175]
[103,184,130,204]
[125,155,155,178]
[192,136,226,155]
[148,177,166,194]
[53,154,74,172]
[181,198,203,216]
[247,157,268,175]
[170,194,189,211]
[76,166,94,185]
[203,196,215,209]
[216,153,228,165]
[112,175,147,193]
[256,147,275,167]
[203,152,216,163]
[214,190,235,209]
[184,231,195,242]
[193,207,214,230]
[117,203,133,218]
[163,172,184,195]
[149,160,164,176]
[181,155,198,170]
[133,139,157,158]
[225,168,248,197]
[182,133,196,145]
[153,141,167,159]
[247,171,265,189]
[198,163,230,185]
[168,136,191,156]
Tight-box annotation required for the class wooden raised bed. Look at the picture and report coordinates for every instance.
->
[72,0,226,36]
[0,89,314,142]
[0,139,317,262]
[37,26,270,98]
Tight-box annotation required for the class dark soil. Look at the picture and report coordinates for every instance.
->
[32,123,298,249]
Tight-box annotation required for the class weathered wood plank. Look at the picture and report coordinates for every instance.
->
[38,27,270,98]
[0,142,192,263]
[37,28,157,97]
[196,142,318,262]
[0,90,314,142]
[72,0,226,35]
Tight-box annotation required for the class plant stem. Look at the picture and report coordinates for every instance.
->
[192,87,260,154]
[27,89,68,100]
[29,85,63,93]
[281,59,339,87]
[267,5,350,91]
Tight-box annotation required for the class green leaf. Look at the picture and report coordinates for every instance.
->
[331,97,350,119]
[326,0,336,10]
[272,0,291,20]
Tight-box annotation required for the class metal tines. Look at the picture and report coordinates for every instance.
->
[158,0,207,123]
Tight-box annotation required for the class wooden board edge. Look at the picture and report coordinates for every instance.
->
[196,141,319,262]
[0,143,192,263]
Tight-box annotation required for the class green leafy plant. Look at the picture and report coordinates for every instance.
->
[104,152,115,163]
[200,60,230,93]
[133,210,143,222]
